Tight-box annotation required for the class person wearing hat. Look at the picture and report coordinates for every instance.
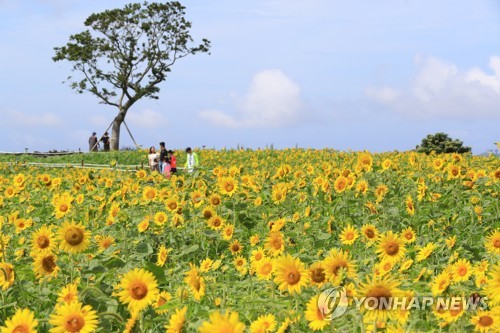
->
[89,132,98,152]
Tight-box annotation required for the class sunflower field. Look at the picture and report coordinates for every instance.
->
[0,149,499,332]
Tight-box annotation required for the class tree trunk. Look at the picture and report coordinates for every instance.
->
[110,111,126,150]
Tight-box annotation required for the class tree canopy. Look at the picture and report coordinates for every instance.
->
[416,132,472,154]
[53,1,211,150]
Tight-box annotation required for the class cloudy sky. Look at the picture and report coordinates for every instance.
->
[1,0,499,153]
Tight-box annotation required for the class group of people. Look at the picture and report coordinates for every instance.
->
[88,132,110,152]
[148,142,199,177]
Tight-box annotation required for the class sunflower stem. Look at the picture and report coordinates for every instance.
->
[99,311,125,323]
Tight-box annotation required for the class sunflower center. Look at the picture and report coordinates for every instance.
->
[260,263,273,275]
[42,255,56,273]
[457,266,467,276]
[271,238,283,250]
[366,286,392,308]
[213,219,222,227]
[225,183,234,192]
[65,227,84,246]
[168,203,177,210]
[157,297,167,307]
[37,236,50,249]
[345,232,354,240]
[12,325,29,333]
[59,203,68,212]
[449,304,463,317]
[404,233,413,240]
[494,239,500,248]
[254,253,263,261]
[385,242,399,255]
[478,315,493,327]
[211,197,221,205]
[102,239,112,249]
[131,282,148,300]
[203,211,213,219]
[365,229,375,238]
[192,278,201,292]
[65,314,85,332]
[231,244,240,253]
[287,271,301,285]
[311,267,325,283]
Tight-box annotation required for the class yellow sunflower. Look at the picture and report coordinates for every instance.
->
[199,258,214,273]
[201,206,216,220]
[333,175,348,193]
[405,195,415,216]
[484,264,500,305]
[265,232,285,257]
[184,264,205,301]
[49,301,98,333]
[357,275,404,322]
[218,177,238,196]
[361,224,378,244]
[484,230,500,255]
[94,235,115,253]
[153,211,168,226]
[190,189,205,207]
[115,268,159,312]
[165,197,179,212]
[156,245,171,267]
[0,308,38,333]
[57,281,79,305]
[165,306,188,333]
[339,224,359,245]
[430,270,451,296]
[58,221,90,253]
[207,215,225,231]
[376,231,406,263]
[451,258,472,283]
[154,291,172,314]
[323,249,357,284]
[470,308,499,333]
[401,227,416,244]
[52,192,73,219]
[254,257,275,281]
[198,311,245,333]
[0,262,15,290]
[273,254,310,295]
[221,224,234,241]
[209,194,222,206]
[229,239,243,256]
[308,261,327,288]
[250,314,276,333]
[415,242,436,262]
[33,253,59,280]
[305,294,329,331]
[137,217,149,233]
[31,225,55,255]
[142,186,157,202]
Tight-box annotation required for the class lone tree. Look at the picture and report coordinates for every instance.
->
[416,132,472,154]
[53,1,210,150]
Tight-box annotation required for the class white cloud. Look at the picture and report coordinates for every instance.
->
[199,69,303,128]
[126,109,167,129]
[0,108,63,126]
[366,54,500,119]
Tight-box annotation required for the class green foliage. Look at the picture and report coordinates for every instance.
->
[416,132,472,154]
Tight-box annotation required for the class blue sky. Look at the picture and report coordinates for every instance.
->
[1,0,499,153]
